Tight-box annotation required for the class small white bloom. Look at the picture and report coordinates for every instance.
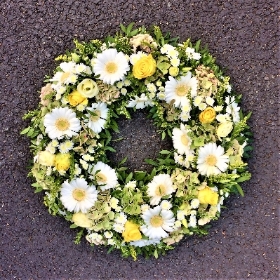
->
[190,199,200,209]
[189,215,197,227]
[160,200,172,210]
[206,96,215,106]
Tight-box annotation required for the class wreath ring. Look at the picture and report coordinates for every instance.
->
[22,23,252,259]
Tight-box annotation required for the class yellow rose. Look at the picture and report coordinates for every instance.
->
[122,221,142,242]
[133,54,156,79]
[77,78,99,98]
[68,90,87,106]
[217,122,233,138]
[199,107,216,124]
[72,212,92,228]
[169,66,179,77]
[55,153,71,171]
[38,151,55,166]
[198,187,219,205]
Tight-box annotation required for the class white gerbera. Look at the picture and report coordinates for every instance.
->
[172,124,192,155]
[141,206,175,239]
[91,161,118,191]
[44,107,81,139]
[60,178,98,213]
[165,72,198,108]
[86,102,108,133]
[50,62,78,85]
[147,174,174,205]
[93,48,129,85]
[197,143,229,176]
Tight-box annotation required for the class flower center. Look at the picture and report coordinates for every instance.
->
[96,172,107,183]
[55,118,70,131]
[155,184,167,196]
[105,62,118,74]
[150,215,164,227]
[90,110,101,122]
[181,134,189,146]
[205,154,217,166]
[175,84,190,97]
[72,188,86,201]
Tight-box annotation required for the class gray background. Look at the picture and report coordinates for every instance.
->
[1,0,279,279]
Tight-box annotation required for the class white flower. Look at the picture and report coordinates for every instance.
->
[226,102,240,123]
[172,124,192,155]
[115,212,127,224]
[44,107,81,140]
[198,217,211,226]
[141,204,150,213]
[205,96,215,106]
[74,164,81,176]
[125,180,137,190]
[86,233,104,245]
[185,47,201,60]
[216,113,231,123]
[129,51,145,65]
[190,199,200,209]
[198,102,207,111]
[104,231,113,239]
[127,93,154,109]
[75,63,92,75]
[170,57,180,67]
[197,143,229,176]
[147,83,157,93]
[50,62,78,85]
[226,85,232,93]
[147,174,175,205]
[59,140,74,153]
[86,102,109,133]
[130,238,161,247]
[160,200,172,210]
[93,48,129,85]
[110,197,119,209]
[160,44,174,54]
[165,72,198,108]
[189,215,197,227]
[91,161,118,191]
[60,178,98,213]
[141,206,175,239]
[177,210,185,221]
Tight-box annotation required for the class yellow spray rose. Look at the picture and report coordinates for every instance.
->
[72,212,92,228]
[77,78,99,98]
[217,122,233,138]
[55,153,71,171]
[38,151,55,166]
[199,107,216,124]
[198,187,219,205]
[133,54,156,79]
[68,90,88,106]
[122,221,142,242]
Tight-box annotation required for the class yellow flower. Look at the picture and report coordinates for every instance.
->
[72,212,92,228]
[38,151,55,166]
[55,153,71,171]
[199,107,216,124]
[198,187,218,205]
[122,221,142,242]
[68,90,88,106]
[133,54,156,79]
[77,78,99,98]
[216,122,233,138]
[169,66,179,77]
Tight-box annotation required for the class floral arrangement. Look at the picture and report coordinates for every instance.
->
[21,23,252,259]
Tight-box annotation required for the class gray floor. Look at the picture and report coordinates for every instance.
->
[1,0,279,279]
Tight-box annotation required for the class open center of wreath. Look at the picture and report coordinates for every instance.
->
[107,110,172,173]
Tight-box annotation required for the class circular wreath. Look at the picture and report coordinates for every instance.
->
[22,23,252,259]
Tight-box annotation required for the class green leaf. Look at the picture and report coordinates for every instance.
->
[105,146,116,152]
[20,127,30,135]
[159,150,170,155]
[134,171,147,181]
[145,159,158,166]
[125,172,133,183]
[235,184,244,197]
[119,157,127,166]
[70,224,78,228]
[161,131,166,140]
[120,23,126,33]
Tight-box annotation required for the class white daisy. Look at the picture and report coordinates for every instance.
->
[141,206,175,239]
[130,238,161,247]
[91,161,118,191]
[147,174,175,205]
[172,124,192,155]
[165,72,198,108]
[44,107,81,140]
[86,102,109,133]
[93,48,129,85]
[60,178,98,213]
[197,142,229,176]
[50,62,78,85]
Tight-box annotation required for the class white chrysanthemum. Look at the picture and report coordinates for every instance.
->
[130,238,161,247]
[197,143,229,176]
[91,161,118,191]
[51,62,78,85]
[75,63,92,75]
[226,102,240,123]
[129,51,145,65]
[127,93,154,109]
[165,72,198,108]
[86,102,108,133]
[93,48,129,85]
[147,174,174,205]
[44,107,81,140]
[160,200,172,210]
[189,215,197,227]
[60,178,98,213]
[141,206,175,239]
[172,124,192,155]
[59,140,74,153]
[190,199,200,209]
